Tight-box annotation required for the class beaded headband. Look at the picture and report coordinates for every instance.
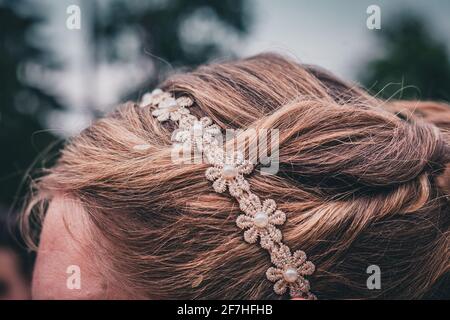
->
[138,89,316,299]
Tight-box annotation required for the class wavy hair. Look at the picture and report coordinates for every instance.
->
[22,53,450,299]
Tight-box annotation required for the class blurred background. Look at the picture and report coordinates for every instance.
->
[0,0,449,299]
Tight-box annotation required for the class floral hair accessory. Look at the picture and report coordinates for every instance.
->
[137,89,316,299]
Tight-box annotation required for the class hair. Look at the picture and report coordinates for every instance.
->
[22,53,450,299]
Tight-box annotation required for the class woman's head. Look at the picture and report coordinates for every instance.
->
[24,53,450,299]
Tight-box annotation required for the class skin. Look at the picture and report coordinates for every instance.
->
[32,197,132,300]
[0,248,30,300]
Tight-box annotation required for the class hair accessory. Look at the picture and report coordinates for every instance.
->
[138,89,316,299]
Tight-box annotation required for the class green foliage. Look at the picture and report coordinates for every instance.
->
[360,13,450,101]
[88,0,251,99]
[0,2,61,206]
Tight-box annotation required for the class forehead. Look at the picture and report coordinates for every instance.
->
[32,197,108,299]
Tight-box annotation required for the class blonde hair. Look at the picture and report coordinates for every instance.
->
[23,53,450,299]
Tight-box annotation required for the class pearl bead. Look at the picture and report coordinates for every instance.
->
[283,267,299,283]
[222,164,238,180]
[254,212,269,228]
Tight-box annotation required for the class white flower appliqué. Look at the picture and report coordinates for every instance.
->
[205,152,254,198]
[236,194,286,249]
[151,95,194,122]
[172,116,221,151]
[266,244,316,299]
[139,89,170,108]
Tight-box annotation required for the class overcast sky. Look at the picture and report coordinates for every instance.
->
[241,0,450,80]
[33,0,450,135]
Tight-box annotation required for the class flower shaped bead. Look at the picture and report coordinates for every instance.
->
[266,244,315,298]
[140,89,170,108]
[151,95,194,122]
[172,116,221,151]
[205,152,254,198]
[236,194,286,249]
